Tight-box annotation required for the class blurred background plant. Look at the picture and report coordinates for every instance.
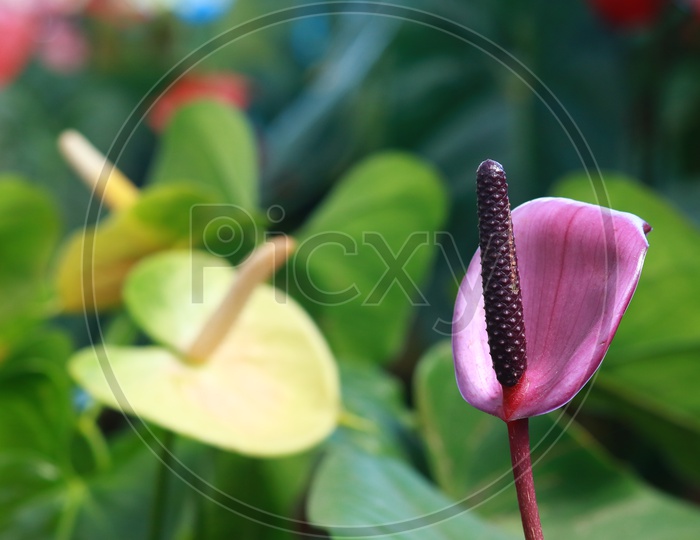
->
[2,0,700,538]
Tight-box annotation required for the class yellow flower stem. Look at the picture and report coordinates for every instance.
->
[185,236,296,365]
[58,130,140,211]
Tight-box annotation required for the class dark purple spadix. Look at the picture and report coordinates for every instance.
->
[475,160,527,387]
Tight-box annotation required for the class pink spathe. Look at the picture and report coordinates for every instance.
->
[452,197,650,421]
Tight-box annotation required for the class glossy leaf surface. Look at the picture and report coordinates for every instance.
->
[292,152,447,364]
[329,362,417,462]
[148,101,259,210]
[308,447,517,540]
[0,177,60,354]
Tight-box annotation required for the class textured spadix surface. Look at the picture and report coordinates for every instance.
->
[453,197,650,421]
[70,251,340,456]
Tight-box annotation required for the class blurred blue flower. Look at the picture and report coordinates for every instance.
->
[172,0,235,24]
[73,387,95,412]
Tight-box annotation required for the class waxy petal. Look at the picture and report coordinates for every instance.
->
[453,197,650,421]
[70,250,340,456]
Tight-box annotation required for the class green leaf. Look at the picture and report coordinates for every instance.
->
[581,368,700,487]
[0,177,61,353]
[55,183,214,312]
[148,101,259,210]
[199,449,313,540]
[552,174,700,484]
[0,429,195,540]
[0,458,65,540]
[414,343,700,539]
[414,343,499,501]
[291,152,447,364]
[330,363,418,462]
[0,329,115,540]
[71,250,340,456]
[0,331,133,539]
[0,331,74,468]
[307,447,517,540]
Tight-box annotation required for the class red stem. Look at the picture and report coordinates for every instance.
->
[507,418,544,540]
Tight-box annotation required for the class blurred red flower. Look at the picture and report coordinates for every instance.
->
[0,8,38,87]
[148,73,250,132]
[588,0,666,29]
[0,1,92,86]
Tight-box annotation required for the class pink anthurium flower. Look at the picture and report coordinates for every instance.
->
[453,162,651,421]
[452,160,650,540]
[453,186,650,422]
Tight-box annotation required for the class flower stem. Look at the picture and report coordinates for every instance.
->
[149,430,176,540]
[506,418,544,540]
[77,405,111,473]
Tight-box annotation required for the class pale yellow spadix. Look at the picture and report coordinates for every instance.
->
[69,244,340,456]
[58,130,139,211]
[186,236,297,364]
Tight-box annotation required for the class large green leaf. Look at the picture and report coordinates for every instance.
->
[0,331,74,466]
[552,174,700,484]
[55,183,214,312]
[1,411,305,540]
[414,343,700,539]
[148,101,259,211]
[0,332,74,539]
[70,250,340,456]
[291,152,447,364]
[0,426,200,540]
[198,448,314,540]
[0,177,61,354]
[579,367,700,488]
[329,362,418,462]
[308,447,516,540]
[0,329,162,540]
